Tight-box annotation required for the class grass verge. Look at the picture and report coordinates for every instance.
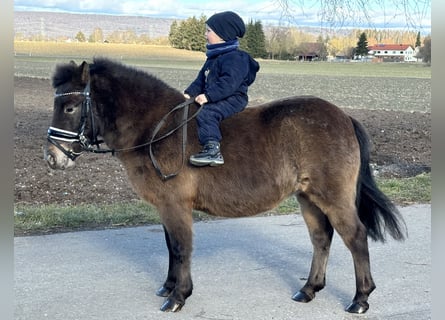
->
[376,172,431,205]
[14,173,430,236]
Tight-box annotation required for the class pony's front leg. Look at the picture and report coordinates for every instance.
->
[156,206,194,312]
[155,226,178,298]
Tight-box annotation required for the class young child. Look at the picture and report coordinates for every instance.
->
[184,11,260,166]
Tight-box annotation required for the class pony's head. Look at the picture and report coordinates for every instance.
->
[45,60,94,169]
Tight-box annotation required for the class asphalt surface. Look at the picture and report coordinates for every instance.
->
[14,204,431,320]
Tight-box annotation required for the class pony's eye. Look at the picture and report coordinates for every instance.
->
[64,106,75,114]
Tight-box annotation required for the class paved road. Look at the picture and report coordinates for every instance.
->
[15,204,431,320]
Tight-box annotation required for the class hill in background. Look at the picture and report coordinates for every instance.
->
[14,11,338,42]
[14,11,175,40]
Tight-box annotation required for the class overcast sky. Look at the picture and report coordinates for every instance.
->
[14,0,431,32]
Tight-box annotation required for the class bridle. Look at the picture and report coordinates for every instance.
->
[47,80,106,161]
[47,80,201,181]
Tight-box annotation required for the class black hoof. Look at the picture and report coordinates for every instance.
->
[345,301,369,314]
[156,286,172,297]
[160,298,184,312]
[292,291,313,303]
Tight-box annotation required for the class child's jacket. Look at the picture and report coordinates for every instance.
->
[185,47,260,107]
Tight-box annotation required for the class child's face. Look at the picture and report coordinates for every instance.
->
[205,25,225,45]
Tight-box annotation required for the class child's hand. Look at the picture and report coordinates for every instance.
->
[195,94,208,105]
[183,93,191,99]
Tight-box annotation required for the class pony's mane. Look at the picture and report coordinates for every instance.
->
[90,57,164,86]
[52,61,79,88]
[52,57,179,96]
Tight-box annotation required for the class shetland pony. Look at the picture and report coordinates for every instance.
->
[45,58,406,313]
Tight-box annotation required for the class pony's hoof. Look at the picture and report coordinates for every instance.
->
[160,298,184,312]
[292,291,313,303]
[345,301,369,314]
[156,286,172,297]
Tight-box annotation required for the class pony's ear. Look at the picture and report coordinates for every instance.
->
[79,61,90,84]
[69,60,77,66]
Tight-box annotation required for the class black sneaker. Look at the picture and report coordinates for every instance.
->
[189,141,224,167]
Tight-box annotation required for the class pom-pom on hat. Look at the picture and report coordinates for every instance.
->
[206,11,246,41]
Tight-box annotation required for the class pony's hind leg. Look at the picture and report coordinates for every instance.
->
[324,202,376,313]
[292,194,334,303]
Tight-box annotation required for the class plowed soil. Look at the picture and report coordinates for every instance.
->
[14,76,431,207]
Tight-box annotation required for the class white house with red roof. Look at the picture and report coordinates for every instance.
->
[367,44,418,62]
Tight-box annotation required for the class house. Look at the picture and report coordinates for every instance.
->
[367,44,418,62]
[295,42,326,61]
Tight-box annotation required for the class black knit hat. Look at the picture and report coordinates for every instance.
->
[206,11,246,41]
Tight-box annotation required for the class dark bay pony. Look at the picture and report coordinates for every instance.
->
[44,57,406,314]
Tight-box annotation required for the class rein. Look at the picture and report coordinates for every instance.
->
[148,98,199,180]
[48,81,202,181]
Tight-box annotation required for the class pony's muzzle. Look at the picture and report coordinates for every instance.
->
[44,143,76,170]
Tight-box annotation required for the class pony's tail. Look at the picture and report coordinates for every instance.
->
[351,117,407,242]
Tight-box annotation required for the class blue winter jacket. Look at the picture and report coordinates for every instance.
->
[185,47,260,107]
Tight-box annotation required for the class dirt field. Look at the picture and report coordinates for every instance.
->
[14,76,431,207]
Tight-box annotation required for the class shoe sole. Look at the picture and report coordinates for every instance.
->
[189,158,224,167]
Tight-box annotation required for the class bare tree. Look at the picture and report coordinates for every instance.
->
[275,0,430,31]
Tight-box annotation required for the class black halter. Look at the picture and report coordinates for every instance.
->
[47,80,201,180]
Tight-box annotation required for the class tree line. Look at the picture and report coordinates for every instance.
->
[73,28,168,45]
[168,16,430,63]
[19,15,430,63]
[168,15,268,58]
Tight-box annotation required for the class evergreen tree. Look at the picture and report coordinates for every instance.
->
[418,36,431,64]
[169,21,181,47]
[240,20,267,58]
[168,16,206,52]
[355,32,369,58]
[251,20,267,58]
[415,31,421,47]
[188,15,206,51]
[239,23,248,51]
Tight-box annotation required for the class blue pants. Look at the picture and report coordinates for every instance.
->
[196,96,247,145]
